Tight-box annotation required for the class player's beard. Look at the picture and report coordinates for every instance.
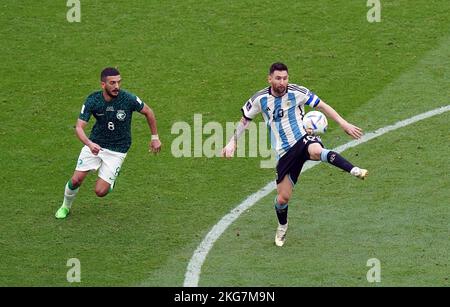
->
[272,85,286,96]
[105,87,120,99]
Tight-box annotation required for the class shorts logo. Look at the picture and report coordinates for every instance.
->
[116,110,126,121]
[78,159,83,166]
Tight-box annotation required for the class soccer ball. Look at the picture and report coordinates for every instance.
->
[302,111,328,135]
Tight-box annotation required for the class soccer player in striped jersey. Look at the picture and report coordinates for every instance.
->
[55,67,162,219]
[222,62,368,247]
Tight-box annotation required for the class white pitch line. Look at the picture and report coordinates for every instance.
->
[183,105,450,287]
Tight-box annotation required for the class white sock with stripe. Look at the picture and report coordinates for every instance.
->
[62,181,79,209]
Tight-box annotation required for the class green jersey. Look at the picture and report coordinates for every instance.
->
[79,90,145,153]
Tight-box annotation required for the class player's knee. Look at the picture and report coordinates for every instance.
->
[309,147,322,161]
[277,193,290,204]
[95,188,109,197]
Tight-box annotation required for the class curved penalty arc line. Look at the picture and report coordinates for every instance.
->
[183,105,450,287]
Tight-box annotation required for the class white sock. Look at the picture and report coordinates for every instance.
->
[62,182,79,209]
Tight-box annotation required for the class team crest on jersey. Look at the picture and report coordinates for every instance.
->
[116,110,126,121]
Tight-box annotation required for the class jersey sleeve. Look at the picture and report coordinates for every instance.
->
[130,94,145,112]
[304,91,321,108]
[241,95,262,120]
[78,96,94,122]
[291,84,322,108]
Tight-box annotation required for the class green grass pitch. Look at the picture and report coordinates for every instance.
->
[0,0,448,286]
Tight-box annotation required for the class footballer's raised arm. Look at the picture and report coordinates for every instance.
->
[316,100,363,139]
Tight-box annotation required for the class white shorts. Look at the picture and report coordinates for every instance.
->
[75,145,127,185]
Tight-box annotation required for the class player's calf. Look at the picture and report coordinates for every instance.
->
[320,149,369,179]
[320,149,354,173]
[274,196,288,225]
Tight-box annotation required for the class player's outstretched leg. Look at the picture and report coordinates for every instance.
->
[309,144,369,180]
[320,148,368,179]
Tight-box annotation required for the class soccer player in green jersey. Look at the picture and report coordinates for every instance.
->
[55,67,162,219]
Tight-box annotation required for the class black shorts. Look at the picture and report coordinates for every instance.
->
[276,135,324,185]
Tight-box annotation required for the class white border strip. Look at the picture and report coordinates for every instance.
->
[183,105,450,287]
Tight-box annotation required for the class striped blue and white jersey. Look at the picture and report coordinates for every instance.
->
[241,84,321,158]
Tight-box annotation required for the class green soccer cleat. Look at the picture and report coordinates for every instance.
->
[55,206,70,219]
